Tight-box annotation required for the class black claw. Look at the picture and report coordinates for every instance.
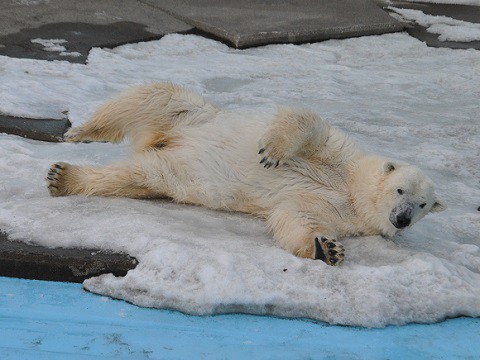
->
[321,237,328,243]
[54,164,64,169]
[330,258,338,264]
[314,237,326,261]
[327,242,336,249]
[46,177,55,181]
[329,250,337,256]
[275,160,280,168]
[258,148,265,154]
[260,157,266,164]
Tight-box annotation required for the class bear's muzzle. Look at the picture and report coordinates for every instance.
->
[390,206,412,229]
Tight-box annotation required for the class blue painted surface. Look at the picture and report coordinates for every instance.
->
[0,276,479,359]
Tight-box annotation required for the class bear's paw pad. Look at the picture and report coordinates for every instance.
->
[314,236,345,266]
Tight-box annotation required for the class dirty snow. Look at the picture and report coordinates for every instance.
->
[0,33,479,327]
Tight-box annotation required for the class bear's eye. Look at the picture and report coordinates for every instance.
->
[397,189,404,195]
[420,203,426,208]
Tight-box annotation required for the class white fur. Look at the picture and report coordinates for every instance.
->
[47,83,447,265]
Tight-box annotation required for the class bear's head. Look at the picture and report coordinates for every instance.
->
[352,158,447,237]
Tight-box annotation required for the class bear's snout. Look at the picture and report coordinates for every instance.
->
[390,206,412,229]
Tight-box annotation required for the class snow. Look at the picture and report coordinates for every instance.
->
[0,33,479,327]
[391,7,480,42]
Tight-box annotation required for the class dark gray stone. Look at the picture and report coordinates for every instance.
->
[0,114,71,142]
[0,0,193,63]
[0,231,138,283]
[145,0,404,48]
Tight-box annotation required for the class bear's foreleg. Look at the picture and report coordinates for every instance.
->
[258,107,330,167]
[267,203,345,266]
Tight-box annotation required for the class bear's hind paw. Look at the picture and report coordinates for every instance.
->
[46,162,70,196]
[314,236,345,266]
[64,127,94,143]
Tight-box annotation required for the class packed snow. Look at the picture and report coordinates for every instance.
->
[0,33,479,327]
[391,7,480,42]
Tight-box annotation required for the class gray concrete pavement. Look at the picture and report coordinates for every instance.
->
[0,0,193,63]
[0,0,191,36]
[0,0,404,61]
[145,0,404,48]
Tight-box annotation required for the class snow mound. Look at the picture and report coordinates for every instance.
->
[0,34,479,327]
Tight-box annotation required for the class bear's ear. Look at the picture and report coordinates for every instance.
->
[384,161,396,174]
[430,197,447,213]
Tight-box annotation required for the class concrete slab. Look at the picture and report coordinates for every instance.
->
[145,0,404,48]
[0,232,137,283]
[0,0,193,63]
[388,2,480,50]
[0,114,70,142]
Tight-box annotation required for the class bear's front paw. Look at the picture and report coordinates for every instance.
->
[46,162,70,197]
[257,136,288,169]
[258,147,280,169]
[314,236,345,266]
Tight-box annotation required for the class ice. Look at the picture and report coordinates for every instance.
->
[0,33,479,327]
[391,7,480,42]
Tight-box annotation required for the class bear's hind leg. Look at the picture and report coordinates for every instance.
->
[46,161,157,198]
[65,83,218,152]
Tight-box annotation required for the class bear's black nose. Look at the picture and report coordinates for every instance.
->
[395,213,411,229]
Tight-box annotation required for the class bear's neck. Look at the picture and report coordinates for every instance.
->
[347,155,395,237]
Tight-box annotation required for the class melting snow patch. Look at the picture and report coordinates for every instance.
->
[391,7,480,42]
[31,38,81,57]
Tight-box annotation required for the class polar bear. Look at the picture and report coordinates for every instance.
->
[46,83,446,266]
